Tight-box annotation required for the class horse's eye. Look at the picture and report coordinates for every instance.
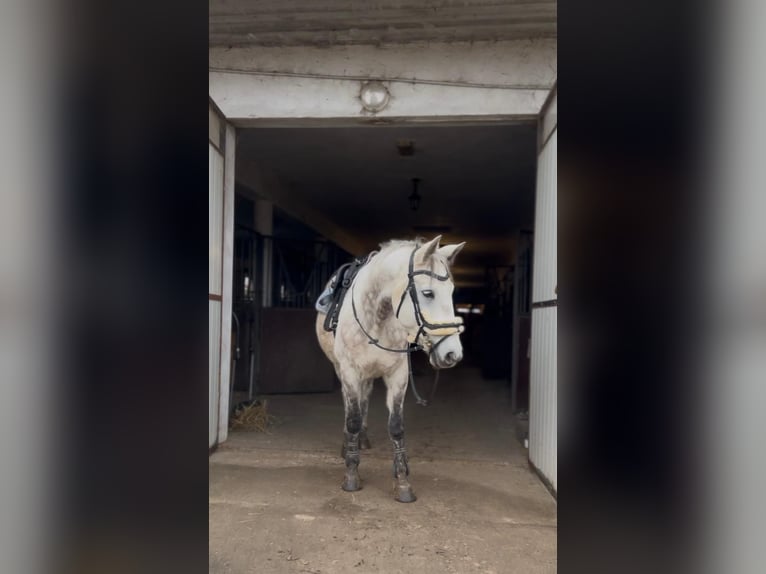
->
[421,290,435,299]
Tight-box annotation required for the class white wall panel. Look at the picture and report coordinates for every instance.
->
[217,124,236,444]
[209,300,221,448]
[209,111,236,448]
[529,96,557,490]
[209,138,224,448]
[541,91,557,145]
[209,144,224,295]
[532,129,557,303]
[529,305,557,491]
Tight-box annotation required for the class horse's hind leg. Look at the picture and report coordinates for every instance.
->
[341,378,372,458]
[385,369,417,503]
[359,379,373,450]
[340,386,363,492]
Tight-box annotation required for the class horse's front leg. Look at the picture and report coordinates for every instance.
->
[385,369,416,503]
[341,389,363,492]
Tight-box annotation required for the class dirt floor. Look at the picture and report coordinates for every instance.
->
[209,364,557,573]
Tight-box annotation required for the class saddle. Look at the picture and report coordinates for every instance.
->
[316,253,372,334]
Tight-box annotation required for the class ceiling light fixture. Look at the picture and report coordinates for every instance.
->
[359,81,390,113]
[408,178,421,211]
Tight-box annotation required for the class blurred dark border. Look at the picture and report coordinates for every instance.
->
[59,1,209,572]
[559,1,710,572]
[50,0,716,571]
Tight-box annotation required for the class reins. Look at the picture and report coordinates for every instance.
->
[350,284,414,354]
[346,243,464,406]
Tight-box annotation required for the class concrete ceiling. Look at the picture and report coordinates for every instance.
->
[210,0,557,47]
[236,123,538,285]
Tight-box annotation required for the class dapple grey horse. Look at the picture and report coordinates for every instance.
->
[316,236,466,502]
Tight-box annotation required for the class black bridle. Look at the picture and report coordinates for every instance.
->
[394,243,465,352]
[349,244,464,405]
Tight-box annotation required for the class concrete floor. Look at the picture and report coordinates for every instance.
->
[210,364,557,573]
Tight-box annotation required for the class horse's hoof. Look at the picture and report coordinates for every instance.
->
[341,474,362,492]
[394,484,417,503]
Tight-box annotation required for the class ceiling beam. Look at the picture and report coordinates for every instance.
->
[210,40,555,124]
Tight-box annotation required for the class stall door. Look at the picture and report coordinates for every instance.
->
[209,101,236,449]
[529,87,557,491]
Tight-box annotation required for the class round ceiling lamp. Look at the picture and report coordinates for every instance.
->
[359,81,390,113]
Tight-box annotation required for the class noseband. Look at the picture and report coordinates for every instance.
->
[394,244,465,353]
[348,244,464,406]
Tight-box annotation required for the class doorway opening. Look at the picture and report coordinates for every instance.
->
[229,122,539,446]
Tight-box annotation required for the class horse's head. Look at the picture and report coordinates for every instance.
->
[392,236,466,369]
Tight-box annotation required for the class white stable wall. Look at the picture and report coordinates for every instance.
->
[209,139,224,448]
[209,103,236,448]
[529,92,557,491]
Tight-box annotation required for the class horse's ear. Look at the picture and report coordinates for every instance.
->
[416,235,442,263]
[437,242,466,266]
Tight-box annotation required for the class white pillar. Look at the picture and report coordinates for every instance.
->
[217,122,236,444]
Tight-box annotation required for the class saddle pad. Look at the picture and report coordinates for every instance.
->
[314,283,335,314]
[316,255,371,333]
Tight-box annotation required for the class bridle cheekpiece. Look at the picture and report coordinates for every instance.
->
[347,242,464,406]
[394,244,464,353]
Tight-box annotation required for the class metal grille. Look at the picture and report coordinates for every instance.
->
[268,237,350,309]
[232,226,263,400]
[230,227,350,400]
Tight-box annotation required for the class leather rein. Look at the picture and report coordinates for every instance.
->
[348,244,464,406]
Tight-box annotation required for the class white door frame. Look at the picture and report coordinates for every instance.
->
[209,75,556,453]
[209,98,236,449]
[528,84,557,492]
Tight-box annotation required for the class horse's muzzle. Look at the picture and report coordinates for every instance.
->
[441,350,462,368]
[430,342,463,369]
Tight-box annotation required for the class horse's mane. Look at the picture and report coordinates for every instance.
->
[376,237,452,276]
[377,237,424,252]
